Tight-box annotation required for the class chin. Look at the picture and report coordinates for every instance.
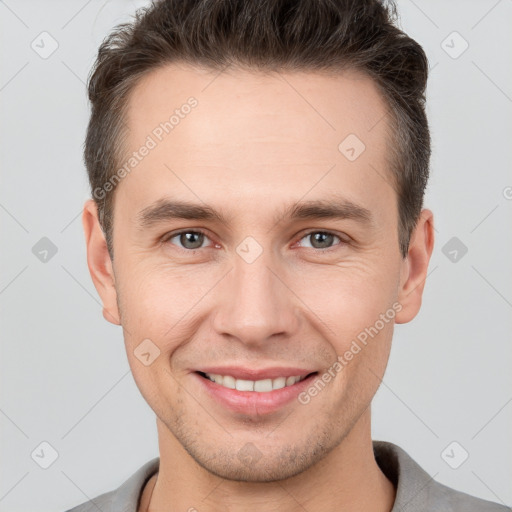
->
[197,455,310,483]
[181,434,337,483]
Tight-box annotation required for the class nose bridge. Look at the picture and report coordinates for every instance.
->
[212,245,299,344]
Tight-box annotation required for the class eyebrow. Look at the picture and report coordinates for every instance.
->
[136,196,373,231]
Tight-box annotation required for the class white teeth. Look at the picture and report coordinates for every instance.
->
[235,379,254,391]
[285,376,297,386]
[254,379,273,392]
[272,377,286,390]
[222,375,236,389]
[204,373,305,392]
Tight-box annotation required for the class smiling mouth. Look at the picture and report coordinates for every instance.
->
[196,371,318,392]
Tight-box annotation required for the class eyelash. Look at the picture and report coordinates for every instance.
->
[161,229,349,253]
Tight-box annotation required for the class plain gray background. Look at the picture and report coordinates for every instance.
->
[1,0,511,511]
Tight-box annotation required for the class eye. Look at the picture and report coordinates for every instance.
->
[161,229,347,253]
[163,230,212,251]
[296,230,346,250]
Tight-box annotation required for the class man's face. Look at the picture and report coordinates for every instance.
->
[86,64,428,481]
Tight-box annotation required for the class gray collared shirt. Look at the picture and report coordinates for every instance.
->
[65,441,510,511]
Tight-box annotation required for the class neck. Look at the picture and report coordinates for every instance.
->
[145,410,395,512]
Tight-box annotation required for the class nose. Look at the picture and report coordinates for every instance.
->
[211,248,301,347]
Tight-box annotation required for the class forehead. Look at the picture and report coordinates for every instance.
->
[125,63,389,151]
[118,63,394,224]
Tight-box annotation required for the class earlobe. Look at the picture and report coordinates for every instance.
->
[82,199,121,326]
[395,209,435,324]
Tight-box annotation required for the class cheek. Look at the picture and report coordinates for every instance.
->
[117,266,196,406]
[118,263,216,347]
[294,257,400,342]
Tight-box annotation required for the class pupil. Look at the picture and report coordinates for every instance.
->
[312,232,332,249]
[182,232,203,249]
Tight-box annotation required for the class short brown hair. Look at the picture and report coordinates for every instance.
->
[85,0,430,260]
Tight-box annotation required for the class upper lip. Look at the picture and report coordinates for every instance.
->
[195,366,317,381]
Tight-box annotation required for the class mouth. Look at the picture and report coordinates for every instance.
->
[194,370,320,415]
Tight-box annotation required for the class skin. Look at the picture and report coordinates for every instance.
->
[83,63,434,512]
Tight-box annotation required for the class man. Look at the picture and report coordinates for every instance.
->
[67,0,508,511]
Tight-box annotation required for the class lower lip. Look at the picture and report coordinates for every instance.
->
[194,372,318,415]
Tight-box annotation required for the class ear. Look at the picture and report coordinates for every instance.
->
[82,199,121,325]
[395,208,435,324]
